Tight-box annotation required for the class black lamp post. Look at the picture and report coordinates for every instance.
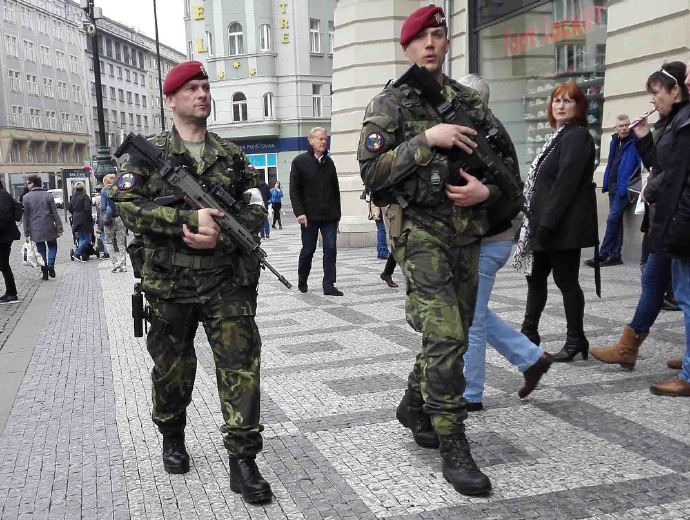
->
[81,0,116,182]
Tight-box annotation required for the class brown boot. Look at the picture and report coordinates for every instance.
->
[667,358,682,370]
[590,326,647,370]
[650,376,690,396]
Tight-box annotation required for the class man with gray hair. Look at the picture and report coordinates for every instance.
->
[290,127,343,295]
[585,114,641,267]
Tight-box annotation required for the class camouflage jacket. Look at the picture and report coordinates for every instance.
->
[358,75,512,242]
[111,127,267,306]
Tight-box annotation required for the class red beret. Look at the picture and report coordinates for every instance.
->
[400,5,447,47]
[163,61,209,96]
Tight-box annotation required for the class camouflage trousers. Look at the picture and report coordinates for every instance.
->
[146,291,263,458]
[394,227,480,436]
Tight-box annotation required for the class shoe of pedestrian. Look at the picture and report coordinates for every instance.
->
[74,254,84,263]
[162,434,190,474]
[661,294,681,311]
[649,376,690,397]
[0,294,19,305]
[279,224,282,230]
[102,253,110,259]
[553,333,589,362]
[518,352,554,398]
[70,249,75,262]
[396,390,439,449]
[590,325,647,370]
[229,457,273,504]
[667,358,682,370]
[466,402,484,412]
[439,434,492,496]
[520,321,541,346]
[41,265,49,281]
[271,224,276,229]
[48,266,56,278]
[297,281,308,293]
[583,257,599,268]
[323,286,344,296]
[380,273,398,288]
[600,255,623,267]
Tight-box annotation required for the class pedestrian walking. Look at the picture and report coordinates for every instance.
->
[68,182,93,263]
[0,181,21,304]
[22,174,63,281]
[359,5,517,497]
[290,127,343,296]
[258,179,271,240]
[270,181,283,229]
[101,174,127,272]
[513,81,599,362]
[111,61,273,502]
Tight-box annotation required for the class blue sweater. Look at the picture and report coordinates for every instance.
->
[602,134,641,198]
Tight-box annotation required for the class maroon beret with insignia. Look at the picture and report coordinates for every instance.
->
[162,61,209,96]
[400,5,447,47]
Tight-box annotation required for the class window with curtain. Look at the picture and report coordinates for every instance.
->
[232,92,248,122]
[228,23,244,55]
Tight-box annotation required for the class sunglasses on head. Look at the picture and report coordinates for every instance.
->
[658,67,679,86]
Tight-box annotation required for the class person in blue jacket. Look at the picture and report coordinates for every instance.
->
[585,114,641,267]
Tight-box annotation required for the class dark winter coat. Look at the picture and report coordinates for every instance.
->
[68,191,93,234]
[290,150,341,221]
[528,124,599,251]
[0,188,21,244]
[602,134,641,198]
[638,100,690,259]
[22,187,63,242]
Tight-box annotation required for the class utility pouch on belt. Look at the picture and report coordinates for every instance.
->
[127,236,145,279]
[385,204,404,239]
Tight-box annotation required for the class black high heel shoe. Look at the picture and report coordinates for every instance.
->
[553,333,589,362]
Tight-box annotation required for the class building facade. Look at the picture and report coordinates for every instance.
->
[184,0,336,187]
[331,0,690,257]
[0,0,90,198]
[85,16,185,159]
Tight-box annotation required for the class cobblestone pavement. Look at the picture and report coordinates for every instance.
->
[0,216,688,519]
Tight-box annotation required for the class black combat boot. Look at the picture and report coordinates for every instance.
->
[439,434,492,496]
[396,390,439,449]
[229,457,273,504]
[162,434,190,474]
[520,320,541,346]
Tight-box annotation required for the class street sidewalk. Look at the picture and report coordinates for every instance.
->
[0,216,688,520]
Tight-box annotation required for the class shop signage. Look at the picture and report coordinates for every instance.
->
[503,5,605,57]
[280,2,290,43]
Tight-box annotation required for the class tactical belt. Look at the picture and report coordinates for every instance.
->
[169,250,234,269]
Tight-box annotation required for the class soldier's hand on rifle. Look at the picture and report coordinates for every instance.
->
[445,170,490,207]
[182,208,224,249]
[425,124,478,154]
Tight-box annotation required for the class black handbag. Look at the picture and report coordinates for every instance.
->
[626,165,643,203]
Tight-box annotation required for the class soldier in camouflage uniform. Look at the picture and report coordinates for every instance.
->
[358,6,516,497]
[111,61,272,504]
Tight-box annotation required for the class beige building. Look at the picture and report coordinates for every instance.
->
[331,0,690,260]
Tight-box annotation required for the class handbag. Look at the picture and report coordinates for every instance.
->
[21,239,45,268]
[627,165,643,203]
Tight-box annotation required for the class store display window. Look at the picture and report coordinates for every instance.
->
[471,0,608,177]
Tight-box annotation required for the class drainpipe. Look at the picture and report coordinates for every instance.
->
[444,0,453,78]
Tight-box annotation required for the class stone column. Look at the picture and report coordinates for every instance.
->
[330,0,468,247]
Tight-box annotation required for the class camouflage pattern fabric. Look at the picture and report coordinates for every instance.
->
[111,126,267,456]
[146,289,263,457]
[358,75,509,436]
[394,228,480,435]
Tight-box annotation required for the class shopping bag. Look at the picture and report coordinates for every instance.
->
[21,240,44,268]
[634,170,649,215]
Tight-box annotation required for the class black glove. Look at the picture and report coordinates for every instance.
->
[535,226,551,245]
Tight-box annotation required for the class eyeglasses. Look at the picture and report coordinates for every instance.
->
[658,67,679,86]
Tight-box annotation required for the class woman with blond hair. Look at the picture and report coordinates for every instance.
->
[101,173,128,272]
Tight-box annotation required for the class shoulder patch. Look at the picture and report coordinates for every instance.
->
[364,132,385,153]
[116,172,138,192]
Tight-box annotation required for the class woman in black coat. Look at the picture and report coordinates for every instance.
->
[0,181,21,303]
[68,182,93,262]
[513,81,598,362]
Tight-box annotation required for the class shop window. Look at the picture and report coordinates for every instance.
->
[228,23,243,56]
[232,92,248,122]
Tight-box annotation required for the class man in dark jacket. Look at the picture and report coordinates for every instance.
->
[585,114,641,267]
[0,181,21,303]
[290,127,343,296]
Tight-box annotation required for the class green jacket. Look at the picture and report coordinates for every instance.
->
[111,127,267,306]
[358,75,511,242]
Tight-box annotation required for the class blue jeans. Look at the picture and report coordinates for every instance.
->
[298,220,338,289]
[376,220,389,258]
[629,252,672,333]
[599,193,630,259]
[463,240,545,403]
[74,231,91,257]
[671,259,690,383]
[35,240,58,267]
[259,217,270,239]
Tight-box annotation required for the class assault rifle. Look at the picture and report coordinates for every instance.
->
[114,132,292,289]
[393,64,523,202]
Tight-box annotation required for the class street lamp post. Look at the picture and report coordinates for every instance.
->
[81,0,116,183]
